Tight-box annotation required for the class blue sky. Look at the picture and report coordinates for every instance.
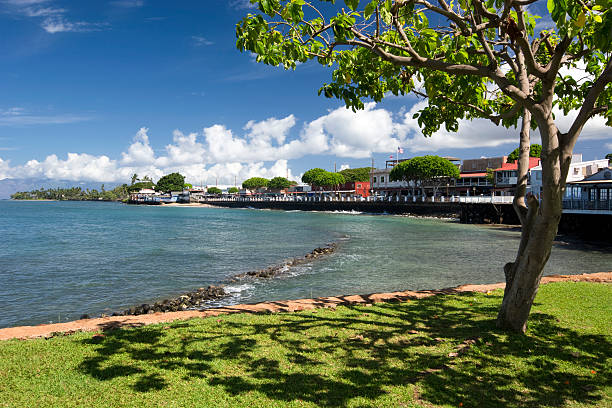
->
[0,0,610,186]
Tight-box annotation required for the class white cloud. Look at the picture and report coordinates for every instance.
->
[229,0,256,9]
[0,107,92,125]
[41,17,105,34]
[1,101,609,184]
[110,0,144,7]
[605,143,612,151]
[192,36,213,46]
[2,0,105,34]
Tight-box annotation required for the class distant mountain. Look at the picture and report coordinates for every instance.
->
[0,178,121,200]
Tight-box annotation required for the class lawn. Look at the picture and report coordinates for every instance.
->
[0,282,610,408]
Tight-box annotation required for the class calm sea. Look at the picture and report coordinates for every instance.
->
[1,200,610,328]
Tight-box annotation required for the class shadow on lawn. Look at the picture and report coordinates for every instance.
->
[78,293,611,407]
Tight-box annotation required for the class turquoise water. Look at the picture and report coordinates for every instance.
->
[0,201,610,328]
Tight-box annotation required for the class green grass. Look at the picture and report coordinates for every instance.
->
[0,282,610,408]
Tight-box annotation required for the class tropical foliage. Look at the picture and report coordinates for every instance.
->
[11,185,130,201]
[338,167,371,182]
[507,144,542,163]
[301,168,327,185]
[268,176,294,189]
[156,173,185,193]
[390,156,459,196]
[242,177,270,190]
[207,187,222,195]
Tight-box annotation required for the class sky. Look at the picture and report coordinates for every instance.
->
[0,0,610,187]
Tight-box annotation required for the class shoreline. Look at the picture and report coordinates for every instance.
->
[1,271,609,341]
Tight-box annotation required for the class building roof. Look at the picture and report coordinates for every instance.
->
[568,180,612,185]
[494,157,541,171]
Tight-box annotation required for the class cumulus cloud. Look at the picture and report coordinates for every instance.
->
[1,101,609,184]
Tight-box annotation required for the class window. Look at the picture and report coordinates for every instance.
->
[601,188,608,201]
[356,184,361,188]
[590,189,597,201]
[381,176,385,183]
[574,186,581,199]
[373,177,377,183]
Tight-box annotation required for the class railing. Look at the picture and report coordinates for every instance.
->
[199,195,515,204]
[562,199,612,211]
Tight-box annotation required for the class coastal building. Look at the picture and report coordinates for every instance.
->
[493,157,541,196]
[455,156,506,196]
[310,181,370,198]
[129,188,159,203]
[371,157,460,197]
[530,155,609,198]
[563,167,612,214]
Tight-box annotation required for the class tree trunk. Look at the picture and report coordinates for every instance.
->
[497,115,571,333]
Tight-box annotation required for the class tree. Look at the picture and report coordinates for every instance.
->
[606,153,612,165]
[301,168,327,185]
[268,176,293,189]
[156,173,185,193]
[313,171,345,188]
[130,173,139,185]
[390,156,459,196]
[184,183,193,189]
[242,177,269,191]
[228,187,240,194]
[237,1,612,333]
[507,144,542,163]
[207,187,222,195]
[339,167,372,182]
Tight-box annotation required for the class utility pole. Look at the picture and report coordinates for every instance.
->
[216,177,218,187]
[234,175,237,187]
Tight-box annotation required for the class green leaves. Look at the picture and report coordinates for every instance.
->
[364,0,377,19]
[344,0,359,11]
[389,156,460,183]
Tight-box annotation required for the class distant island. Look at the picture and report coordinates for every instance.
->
[11,185,130,202]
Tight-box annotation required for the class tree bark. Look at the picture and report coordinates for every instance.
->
[497,114,570,333]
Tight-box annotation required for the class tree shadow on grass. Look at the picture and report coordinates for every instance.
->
[78,293,611,407]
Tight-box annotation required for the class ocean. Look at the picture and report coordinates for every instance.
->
[1,200,610,328]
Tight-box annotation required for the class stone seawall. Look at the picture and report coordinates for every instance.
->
[201,200,462,218]
[200,200,611,241]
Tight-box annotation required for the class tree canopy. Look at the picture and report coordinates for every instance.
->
[156,173,185,193]
[242,177,269,190]
[339,167,371,182]
[507,144,542,163]
[207,187,222,195]
[268,176,294,189]
[314,171,345,187]
[301,168,327,185]
[228,187,240,194]
[606,153,612,164]
[390,156,459,183]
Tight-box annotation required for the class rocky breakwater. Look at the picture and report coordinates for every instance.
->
[118,285,226,317]
[228,243,338,281]
[99,243,339,318]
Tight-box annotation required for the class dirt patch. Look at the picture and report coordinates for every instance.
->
[1,272,610,341]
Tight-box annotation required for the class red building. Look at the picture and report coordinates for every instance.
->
[493,157,541,195]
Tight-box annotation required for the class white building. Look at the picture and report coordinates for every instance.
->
[530,154,609,197]
[370,167,411,196]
